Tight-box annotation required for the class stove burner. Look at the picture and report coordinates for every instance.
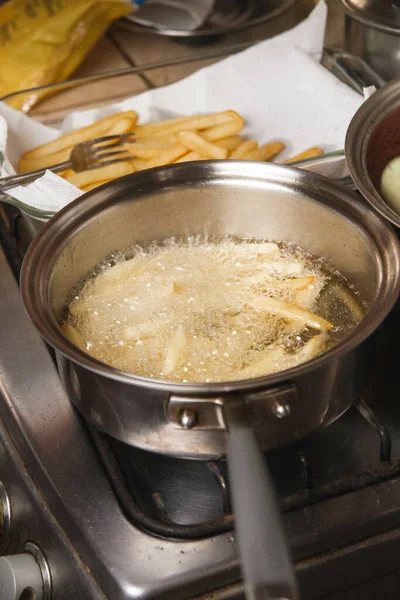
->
[87,394,400,541]
[87,422,234,539]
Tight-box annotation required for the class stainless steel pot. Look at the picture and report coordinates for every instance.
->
[20,161,400,600]
[345,75,400,228]
[340,0,400,83]
[21,161,400,454]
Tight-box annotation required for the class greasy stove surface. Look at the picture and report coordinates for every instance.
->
[2,213,400,599]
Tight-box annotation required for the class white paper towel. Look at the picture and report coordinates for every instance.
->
[0,0,363,215]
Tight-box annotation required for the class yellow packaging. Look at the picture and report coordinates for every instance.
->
[0,0,133,111]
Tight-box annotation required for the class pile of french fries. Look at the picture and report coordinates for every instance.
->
[18,109,324,194]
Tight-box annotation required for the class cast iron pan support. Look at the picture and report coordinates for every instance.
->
[224,396,298,600]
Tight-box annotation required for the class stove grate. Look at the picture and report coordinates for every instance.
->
[86,395,400,541]
[87,421,234,540]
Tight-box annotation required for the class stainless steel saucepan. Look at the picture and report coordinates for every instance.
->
[21,161,400,600]
[346,75,400,228]
[340,0,400,83]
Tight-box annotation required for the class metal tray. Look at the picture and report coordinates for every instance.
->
[0,44,377,126]
[124,0,299,38]
[0,45,372,235]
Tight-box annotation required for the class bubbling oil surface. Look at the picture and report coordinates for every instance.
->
[63,236,364,382]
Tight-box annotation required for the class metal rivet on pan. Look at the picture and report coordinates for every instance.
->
[271,399,291,419]
[178,409,198,429]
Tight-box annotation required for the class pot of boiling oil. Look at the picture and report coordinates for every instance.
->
[20,160,400,457]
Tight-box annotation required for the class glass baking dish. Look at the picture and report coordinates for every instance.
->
[0,41,362,237]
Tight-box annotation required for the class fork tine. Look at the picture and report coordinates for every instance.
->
[121,132,136,142]
[70,133,136,172]
[88,140,135,154]
[93,149,132,160]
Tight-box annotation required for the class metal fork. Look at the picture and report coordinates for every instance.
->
[0,132,136,193]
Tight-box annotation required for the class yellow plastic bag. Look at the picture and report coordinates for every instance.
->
[0,0,134,111]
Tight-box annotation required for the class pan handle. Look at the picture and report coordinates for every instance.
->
[225,399,298,600]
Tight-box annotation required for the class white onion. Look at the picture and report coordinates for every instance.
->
[381,156,400,215]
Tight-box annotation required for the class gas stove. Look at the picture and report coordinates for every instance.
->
[2,206,400,600]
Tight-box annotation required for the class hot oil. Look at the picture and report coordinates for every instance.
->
[314,274,364,346]
[64,236,364,383]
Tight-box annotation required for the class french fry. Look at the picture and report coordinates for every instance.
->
[178,131,228,160]
[124,322,158,341]
[244,274,314,293]
[216,135,243,151]
[230,140,258,159]
[65,162,134,189]
[296,285,319,309]
[80,180,114,193]
[130,158,149,171]
[163,325,187,375]
[175,152,202,163]
[243,242,280,255]
[136,111,243,142]
[295,332,327,362]
[223,110,244,125]
[202,118,244,142]
[285,276,315,291]
[284,147,324,164]
[18,115,136,173]
[248,295,332,331]
[147,144,188,168]
[150,111,241,140]
[94,257,141,286]
[143,133,178,146]
[233,347,286,379]
[262,259,303,276]
[242,142,285,162]
[24,111,138,159]
[261,243,280,255]
[134,116,198,139]
[18,148,71,173]
[107,118,137,136]
[236,331,326,379]
[57,168,74,178]
[124,142,172,159]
